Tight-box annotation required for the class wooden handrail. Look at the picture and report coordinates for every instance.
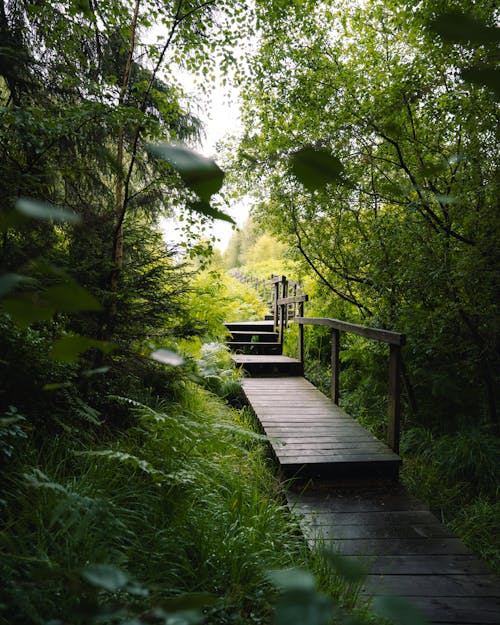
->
[277,294,309,305]
[293,315,405,454]
[294,316,405,346]
[228,269,404,453]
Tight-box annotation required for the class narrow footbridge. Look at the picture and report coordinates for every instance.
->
[225,275,500,625]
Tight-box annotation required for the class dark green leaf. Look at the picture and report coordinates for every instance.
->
[0,209,26,232]
[373,595,431,625]
[267,568,315,591]
[50,334,116,363]
[189,201,236,224]
[320,550,366,583]
[81,564,129,592]
[2,298,54,328]
[73,0,93,19]
[147,143,224,201]
[430,12,500,44]
[461,67,500,98]
[16,198,81,223]
[291,148,344,190]
[43,382,73,391]
[43,283,101,312]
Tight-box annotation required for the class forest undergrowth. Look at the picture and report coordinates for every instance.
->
[0,327,369,625]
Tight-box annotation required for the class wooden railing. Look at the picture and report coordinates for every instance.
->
[293,316,405,454]
[230,271,405,452]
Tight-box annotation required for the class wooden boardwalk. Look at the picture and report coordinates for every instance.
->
[242,377,400,479]
[288,483,500,624]
[225,317,500,624]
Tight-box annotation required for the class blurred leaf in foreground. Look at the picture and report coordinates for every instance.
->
[373,595,431,625]
[16,198,81,223]
[147,143,224,202]
[150,349,185,366]
[291,147,344,191]
[50,334,116,363]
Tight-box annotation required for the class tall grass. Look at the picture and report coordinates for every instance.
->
[1,375,365,624]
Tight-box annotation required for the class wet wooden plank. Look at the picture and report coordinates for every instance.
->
[344,555,493,576]
[287,493,429,514]
[310,538,473,556]
[393,596,500,624]
[303,521,453,540]
[362,574,500,598]
[292,510,443,527]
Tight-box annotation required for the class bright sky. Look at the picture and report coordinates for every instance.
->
[159,75,251,253]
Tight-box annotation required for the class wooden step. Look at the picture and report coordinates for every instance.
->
[227,341,283,355]
[232,355,303,377]
[227,331,279,342]
[224,320,275,332]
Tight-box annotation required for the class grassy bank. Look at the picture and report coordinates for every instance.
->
[1,343,367,624]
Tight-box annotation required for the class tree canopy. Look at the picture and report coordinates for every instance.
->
[233,0,499,429]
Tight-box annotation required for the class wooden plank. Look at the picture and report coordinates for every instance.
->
[287,491,429,513]
[292,510,442,527]
[275,442,389,451]
[302,522,453,540]
[309,538,473,556]
[345,555,493,576]
[391,596,500,624]
[361,574,500,598]
[278,448,397,459]
[281,454,399,465]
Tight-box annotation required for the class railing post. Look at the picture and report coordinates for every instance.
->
[298,301,304,362]
[282,278,289,329]
[273,280,279,329]
[331,329,340,405]
[387,344,401,454]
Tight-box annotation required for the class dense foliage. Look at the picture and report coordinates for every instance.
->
[232,0,499,433]
[1,0,499,621]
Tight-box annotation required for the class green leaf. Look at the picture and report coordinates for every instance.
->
[267,568,316,592]
[2,297,54,328]
[159,592,217,611]
[43,382,73,391]
[189,201,236,224]
[50,334,116,363]
[43,283,101,312]
[461,67,500,98]
[16,198,81,223]
[82,564,129,592]
[150,349,184,366]
[147,143,224,201]
[0,210,26,232]
[291,147,344,190]
[73,0,93,19]
[430,12,500,44]
[373,595,431,625]
[320,551,366,583]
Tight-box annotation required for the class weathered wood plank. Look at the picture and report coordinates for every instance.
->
[292,510,442,527]
[287,490,429,513]
[303,522,454,540]
[362,574,500,598]
[391,596,500,624]
[309,538,473,556]
[345,555,493,576]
